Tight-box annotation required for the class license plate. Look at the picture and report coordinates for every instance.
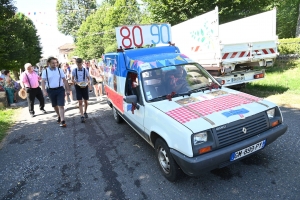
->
[230,140,266,161]
[232,76,245,82]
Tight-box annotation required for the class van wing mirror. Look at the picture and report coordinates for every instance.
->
[124,95,137,104]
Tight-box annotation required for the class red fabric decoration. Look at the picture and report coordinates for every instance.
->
[166,92,176,101]
[131,103,136,114]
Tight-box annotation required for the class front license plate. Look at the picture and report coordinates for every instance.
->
[232,76,245,82]
[230,140,266,161]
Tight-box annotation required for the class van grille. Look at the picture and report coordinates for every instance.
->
[216,114,269,148]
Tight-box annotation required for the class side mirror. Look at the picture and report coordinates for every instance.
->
[124,95,137,104]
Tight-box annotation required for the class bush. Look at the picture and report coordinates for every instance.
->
[278,38,300,55]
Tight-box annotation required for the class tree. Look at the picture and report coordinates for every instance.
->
[0,12,42,77]
[276,0,300,38]
[56,0,97,38]
[0,0,16,67]
[143,0,276,26]
[74,0,143,58]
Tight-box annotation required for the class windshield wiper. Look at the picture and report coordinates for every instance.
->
[148,95,169,102]
[188,86,210,94]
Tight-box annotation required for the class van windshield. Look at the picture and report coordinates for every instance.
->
[141,63,214,101]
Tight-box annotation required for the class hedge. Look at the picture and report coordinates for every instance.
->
[278,38,300,55]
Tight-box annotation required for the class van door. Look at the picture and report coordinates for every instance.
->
[123,72,148,140]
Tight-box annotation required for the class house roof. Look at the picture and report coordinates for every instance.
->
[58,43,76,50]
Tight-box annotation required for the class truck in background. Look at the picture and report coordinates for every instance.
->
[171,7,278,88]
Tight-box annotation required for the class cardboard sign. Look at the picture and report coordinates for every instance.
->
[116,24,172,49]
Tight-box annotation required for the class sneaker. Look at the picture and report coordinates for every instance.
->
[57,117,61,124]
[96,97,100,101]
[100,96,103,101]
[30,113,34,118]
[41,109,47,114]
[81,116,85,123]
[71,101,77,104]
[60,121,66,127]
[84,112,88,118]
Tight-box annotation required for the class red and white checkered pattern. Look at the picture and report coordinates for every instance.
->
[166,107,198,124]
[166,93,262,123]
[188,94,252,116]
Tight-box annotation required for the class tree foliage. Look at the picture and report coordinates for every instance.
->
[56,0,97,38]
[0,1,42,73]
[74,0,142,59]
[276,0,300,38]
[143,0,300,38]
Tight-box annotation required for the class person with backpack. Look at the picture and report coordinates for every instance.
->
[71,58,92,123]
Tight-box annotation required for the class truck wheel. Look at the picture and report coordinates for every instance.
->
[155,138,182,181]
[112,106,123,123]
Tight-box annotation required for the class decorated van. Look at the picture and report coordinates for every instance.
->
[103,24,288,181]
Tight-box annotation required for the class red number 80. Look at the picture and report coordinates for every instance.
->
[120,26,143,48]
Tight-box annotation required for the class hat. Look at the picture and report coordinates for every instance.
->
[18,88,27,99]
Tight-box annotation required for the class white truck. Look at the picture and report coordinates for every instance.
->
[171,7,278,88]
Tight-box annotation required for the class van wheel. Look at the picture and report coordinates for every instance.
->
[155,138,182,182]
[112,106,123,123]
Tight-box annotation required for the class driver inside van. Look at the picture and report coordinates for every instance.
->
[166,66,189,93]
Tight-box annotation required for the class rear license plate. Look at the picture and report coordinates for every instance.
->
[230,140,266,161]
[232,76,245,82]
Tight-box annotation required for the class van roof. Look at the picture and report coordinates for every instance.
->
[105,46,193,73]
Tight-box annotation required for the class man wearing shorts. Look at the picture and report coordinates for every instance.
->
[41,57,70,127]
[71,58,92,123]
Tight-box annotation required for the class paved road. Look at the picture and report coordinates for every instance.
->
[0,95,299,200]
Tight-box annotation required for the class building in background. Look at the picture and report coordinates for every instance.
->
[58,43,76,63]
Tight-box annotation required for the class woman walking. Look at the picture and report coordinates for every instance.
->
[62,63,75,104]
[89,59,104,101]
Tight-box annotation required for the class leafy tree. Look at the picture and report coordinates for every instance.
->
[0,0,16,67]
[74,0,142,58]
[1,12,42,77]
[143,0,276,25]
[276,0,300,38]
[56,0,97,38]
[144,0,300,38]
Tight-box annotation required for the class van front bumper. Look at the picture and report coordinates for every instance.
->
[170,124,288,176]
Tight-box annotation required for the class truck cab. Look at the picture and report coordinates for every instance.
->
[103,24,287,181]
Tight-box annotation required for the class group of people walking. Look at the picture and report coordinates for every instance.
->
[19,56,105,127]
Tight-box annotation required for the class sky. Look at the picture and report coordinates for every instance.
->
[14,0,102,58]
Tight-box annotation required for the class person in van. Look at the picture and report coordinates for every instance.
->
[166,66,189,93]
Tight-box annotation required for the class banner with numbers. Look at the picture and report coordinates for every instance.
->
[115,24,172,49]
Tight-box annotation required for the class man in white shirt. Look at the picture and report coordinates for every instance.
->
[71,58,92,123]
[41,57,70,127]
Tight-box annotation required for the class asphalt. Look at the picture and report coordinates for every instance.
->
[0,91,299,200]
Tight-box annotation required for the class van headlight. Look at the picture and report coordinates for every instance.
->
[267,108,275,119]
[193,131,207,145]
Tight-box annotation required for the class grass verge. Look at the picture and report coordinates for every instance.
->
[0,108,18,143]
[241,60,300,108]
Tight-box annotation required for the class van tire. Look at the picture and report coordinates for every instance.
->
[155,138,182,182]
[112,106,123,123]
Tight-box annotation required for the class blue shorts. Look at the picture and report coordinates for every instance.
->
[47,87,65,107]
[75,85,89,100]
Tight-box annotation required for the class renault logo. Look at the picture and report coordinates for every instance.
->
[242,127,247,134]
